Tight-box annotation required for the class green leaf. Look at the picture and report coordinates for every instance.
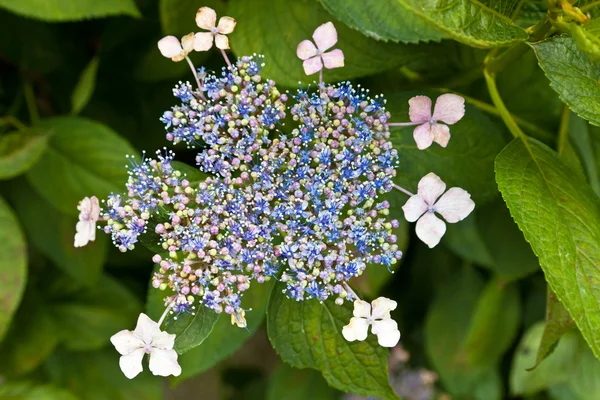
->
[530,35,600,126]
[318,0,445,43]
[462,279,521,367]
[26,117,135,217]
[228,0,440,88]
[50,274,141,351]
[495,136,600,360]
[45,348,161,400]
[10,181,107,286]
[387,92,507,205]
[0,197,27,341]
[0,382,78,400]
[160,0,225,35]
[267,282,398,399]
[569,113,600,196]
[174,280,274,382]
[510,322,580,396]
[71,57,100,115]
[164,304,219,354]
[531,288,576,370]
[267,363,338,400]
[425,267,502,399]
[0,130,48,180]
[0,0,140,21]
[352,0,528,48]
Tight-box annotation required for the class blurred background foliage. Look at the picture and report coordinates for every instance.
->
[1,0,600,399]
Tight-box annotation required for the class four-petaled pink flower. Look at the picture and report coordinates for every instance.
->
[297,22,344,76]
[409,94,465,150]
[110,313,181,379]
[402,173,474,248]
[74,196,100,247]
[157,33,195,62]
[194,6,236,51]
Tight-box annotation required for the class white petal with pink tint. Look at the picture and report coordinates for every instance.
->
[415,212,446,248]
[194,32,214,51]
[413,123,433,150]
[408,95,432,123]
[158,36,183,59]
[313,21,338,51]
[402,195,428,222]
[217,16,236,34]
[371,297,397,320]
[215,34,229,49]
[432,94,465,125]
[322,49,344,69]
[181,33,195,53]
[297,40,318,60]
[302,56,323,75]
[432,123,451,147]
[353,300,371,318]
[417,173,446,205]
[434,187,475,223]
[342,317,369,342]
[195,7,217,30]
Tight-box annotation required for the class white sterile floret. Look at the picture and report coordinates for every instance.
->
[342,297,401,348]
[158,33,195,62]
[193,6,237,51]
[110,313,181,379]
[74,196,100,247]
[296,22,344,75]
[402,172,475,248]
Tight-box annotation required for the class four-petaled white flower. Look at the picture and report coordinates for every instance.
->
[74,196,100,248]
[110,313,181,379]
[408,94,465,150]
[402,173,475,248]
[194,6,237,51]
[342,297,401,348]
[297,22,344,76]
[157,33,195,62]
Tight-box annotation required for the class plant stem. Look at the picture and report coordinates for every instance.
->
[393,183,415,197]
[387,122,419,127]
[483,68,527,140]
[557,105,571,156]
[158,302,174,327]
[23,80,39,124]
[342,282,359,300]
[581,0,600,12]
[220,49,233,71]
[0,115,27,131]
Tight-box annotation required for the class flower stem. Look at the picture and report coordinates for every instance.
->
[393,183,415,197]
[23,80,39,124]
[343,282,359,300]
[483,67,527,141]
[157,302,174,327]
[185,56,207,101]
[319,69,323,88]
[387,122,419,127]
[557,105,571,156]
[581,0,600,12]
[220,49,233,71]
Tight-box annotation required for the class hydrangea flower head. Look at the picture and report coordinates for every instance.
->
[110,313,181,379]
[194,6,236,51]
[342,297,401,347]
[402,172,475,248]
[74,196,100,247]
[409,94,465,150]
[158,33,195,62]
[297,22,345,75]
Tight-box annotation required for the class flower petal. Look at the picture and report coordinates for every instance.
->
[296,40,318,60]
[195,6,217,30]
[434,187,475,223]
[215,34,230,50]
[74,220,95,247]
[413,123,433,150]
[194,32,214,52]
[151,330,176,350]
[302,56,323,75]
[231,310,247,328]
[417,172,446,205]
[322,49,344,69]
[89,196,100,221]
[402,195,428,222]
[181,32,195,54]
[157,36,183,59]
[149,348,182,377]
[431,123,450,147]
[217,16,237,34]
[371,319,401,348]
[408,95,432,123]
[313,21,338,51]
[432,93,465,125]
[371,297,397,320]
[133,313,161,344]
[353,299,371,318]
[415,211,446,248]
[342,317,369,342]
[110,329,144,355]
[119,348,145,379]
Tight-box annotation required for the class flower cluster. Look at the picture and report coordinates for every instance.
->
[72,6,476,379]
